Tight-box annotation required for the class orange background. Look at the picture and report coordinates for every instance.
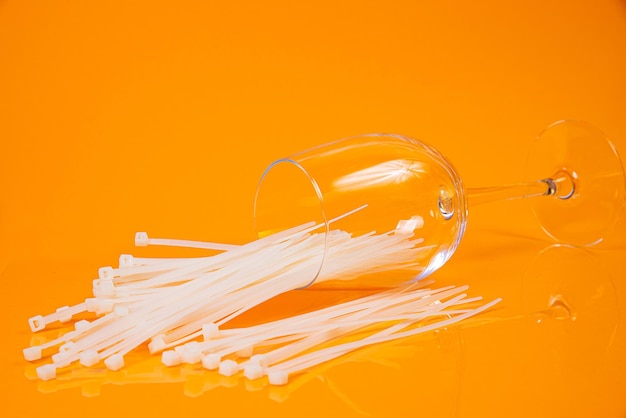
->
[1,1,625,417]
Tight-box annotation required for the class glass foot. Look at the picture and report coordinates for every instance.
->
[525,120,626,246]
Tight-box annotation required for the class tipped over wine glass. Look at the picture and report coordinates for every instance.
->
[254,120,626,287]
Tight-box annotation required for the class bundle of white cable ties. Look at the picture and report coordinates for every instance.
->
[24,207,500,385]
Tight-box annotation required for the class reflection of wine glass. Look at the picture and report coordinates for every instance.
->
[520,244,618,416]
[444,243,620,417]
[254,120,625,287]
[522,243,618,357]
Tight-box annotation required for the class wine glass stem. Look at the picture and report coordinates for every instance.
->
[466,178,557,207]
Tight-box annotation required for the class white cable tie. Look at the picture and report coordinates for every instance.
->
[148,335,167,354]
[201,353,221,370]
[23,346,43,362]
[93,280,115,298]
[59,342,75,353]
[243,363,265,380]
[56,306,73,323]
[135,232,149,246]
[180,347,202,364]
[161,350,182,367]
[28,302,87,332]
[135,232,240,252]
[249,354,269,368]
[104,353,125,371]
[114,305,129,317]
[95,299,114,314]
[23,212,498,378]
[267,370,289,386]
[85,298,99,313]
[235,346,253,358]
[264,298,502,385]
[202,323,220,341]
[79,349,100,367]
[51,352,71,368]
[36,364,57,381]
[118,254,135,268]
[98,266,115,280]
[74,319,91,331]
[218,359,239,377]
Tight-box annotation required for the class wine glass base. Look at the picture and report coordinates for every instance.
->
[525,120,626,246]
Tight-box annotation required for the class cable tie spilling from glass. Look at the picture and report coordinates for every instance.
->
[24,206,500,384]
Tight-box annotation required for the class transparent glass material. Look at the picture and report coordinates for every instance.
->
[525,120,626,246]
[254,121,625,288]
[254,133,467,287]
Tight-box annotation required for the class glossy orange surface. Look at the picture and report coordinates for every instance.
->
[1,1,625,417]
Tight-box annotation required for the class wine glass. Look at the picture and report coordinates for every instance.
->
[253,120,625,288]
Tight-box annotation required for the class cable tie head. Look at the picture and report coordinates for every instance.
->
[118,254,134,268]
[135,232,149,247]
[79,349,100,367]
[104,354,125,371]
[95,299,114,314]
[85,298,99,313]
[161,350,182,367]
[181,348,202,365]
[36,364,57,381]
[218,359,239,377]
[202,323,220,340]
[250,354,269,368]
[94,280,115,298]
[28,315,45,332]
[74,319,91,331]
[243,363,265,380]
[268,370,289,386]
[201,354,221,370]
[98,266,114,280]
[148,335,167,354]
[23,346,43,361]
